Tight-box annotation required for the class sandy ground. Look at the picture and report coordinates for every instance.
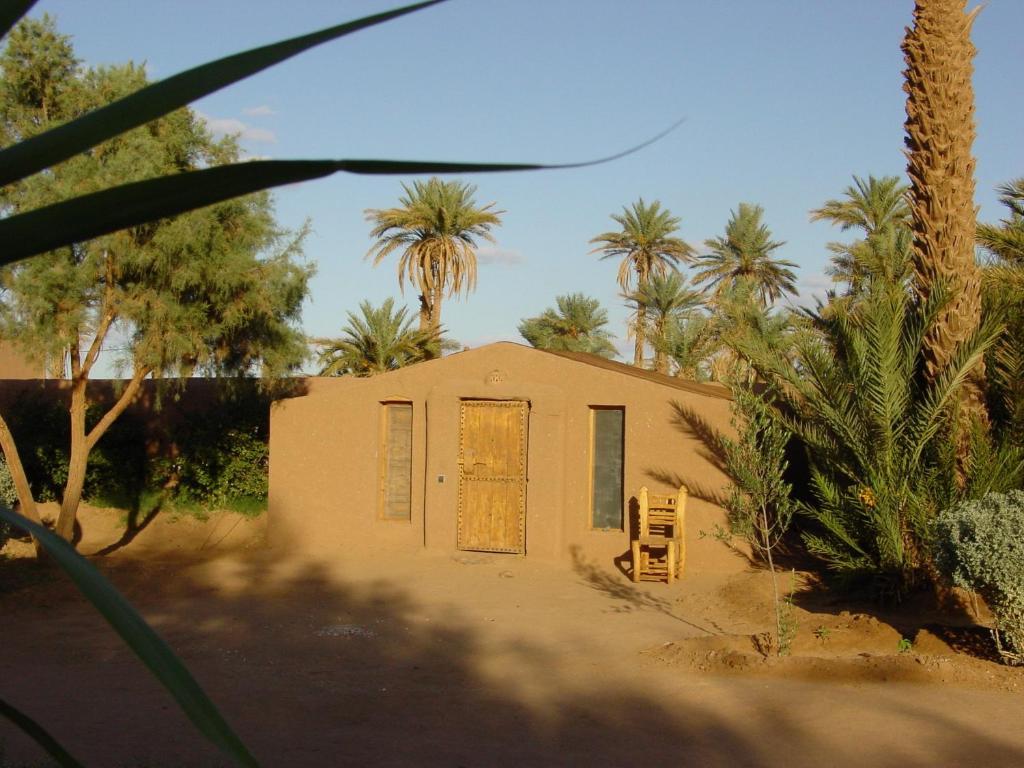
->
[1,506,1023,767]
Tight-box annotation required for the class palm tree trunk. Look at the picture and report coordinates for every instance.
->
[419,261,443,360]
[431,281,443,334]
[654,319,669,374]
[903,0,988,465]
[634,304,646,367]
[417,293,431,333]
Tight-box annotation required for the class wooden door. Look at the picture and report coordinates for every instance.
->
[457,400,528,553]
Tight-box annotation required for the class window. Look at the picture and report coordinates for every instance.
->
[379,402,413,520]
[590,407,624,529]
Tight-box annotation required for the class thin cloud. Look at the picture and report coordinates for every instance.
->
[793,272,833,307]
[799,272,834,292]
[244,105,277,117]
[476,247,525,266]
[195,110,277,144]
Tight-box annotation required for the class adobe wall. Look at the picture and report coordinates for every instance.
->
[0,342,42,379]
[269,344,744,573]
[0,377,281,427]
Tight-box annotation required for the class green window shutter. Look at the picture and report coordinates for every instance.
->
[590,407,624,529]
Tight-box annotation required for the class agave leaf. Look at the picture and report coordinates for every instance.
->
[0,0,37,39]
[0,504,259,767]
[0,0,445,186]
[0,696,84,768]
[0,123,682,264]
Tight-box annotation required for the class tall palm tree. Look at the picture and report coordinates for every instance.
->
[590,199,694,366]
[811,175,912,295]
[625,271,704,374]
[903,0,988,444]
[518,293,617,358]
[693,203,798,305]
[365,178,503,339]
[315,298,443,377]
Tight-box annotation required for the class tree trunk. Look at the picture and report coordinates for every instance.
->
[425,278,443,360]
[417,293,431,333]
[55,379,88,542]
[654,320,669,374]
[634,304,647,367]
[761,505,785,655]
[48,347,67,379]
[431,281,443,333]
[903,0,988,465]
[0,411,44,556]
[54,367,149,543]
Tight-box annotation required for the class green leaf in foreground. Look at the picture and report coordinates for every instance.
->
[0,696,85,768]
[0,120,683,265]
[0,504,259,767]
[0,0,38,40]
[0,0,445,186]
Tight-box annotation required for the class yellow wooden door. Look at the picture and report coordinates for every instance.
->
[457,400,528,553]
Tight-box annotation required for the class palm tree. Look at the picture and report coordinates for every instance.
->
[518,293,617,358]
[365,178,503,339]
[590,199,694,366]
[315,298,443,376]
[693,203,798,305]
[903,0,988,445]
[977,178,1024,266]
[810,175,910,236]
[978,179,1024,439]
[738,281,1003,595]
[625,271,704,374]
[811,175,912,295]
[663,313,718,382]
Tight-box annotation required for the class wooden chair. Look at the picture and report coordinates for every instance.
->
[631,484,688,584]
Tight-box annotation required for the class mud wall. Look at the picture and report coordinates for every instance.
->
[270,343,746,573]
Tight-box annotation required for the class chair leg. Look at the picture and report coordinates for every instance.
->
[666,542,676,585]
[631,540,641,583]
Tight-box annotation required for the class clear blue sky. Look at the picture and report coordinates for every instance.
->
[29,1,1024,366]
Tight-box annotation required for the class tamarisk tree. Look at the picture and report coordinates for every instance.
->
[0,17,313,543]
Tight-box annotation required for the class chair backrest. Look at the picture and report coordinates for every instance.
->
[637,484,688,538]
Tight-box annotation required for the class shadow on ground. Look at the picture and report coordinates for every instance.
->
[1,548,1022,768]
[569,545,721,636]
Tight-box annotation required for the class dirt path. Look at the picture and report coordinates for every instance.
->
[1,511,1022,766]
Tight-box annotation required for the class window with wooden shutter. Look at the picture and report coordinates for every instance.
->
[590,406,624,530]
[379,402,413,521]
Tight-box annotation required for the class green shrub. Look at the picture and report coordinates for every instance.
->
[149,389,271,513]
[0,458,17,549]
[935,489,1024,664]
[171,426,268,509]
[2,386,272,517]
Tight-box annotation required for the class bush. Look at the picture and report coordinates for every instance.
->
[2,385,272,517]
[935,490,1024,664]
[169,426,268,510]
[0,458,17,549]
[149,388,271,512]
